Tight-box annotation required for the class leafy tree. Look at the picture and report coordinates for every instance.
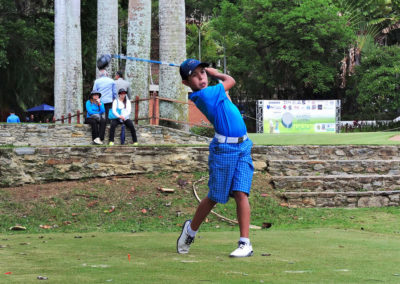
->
[81,0,97,97]
[211,0,356,101]
[0,0,54,114]
[185,0,222,19]
[347,45,400,119]
[186,22,222,64]
[333,0,398,56]
[332,0,400,119]
[0,24,8,68]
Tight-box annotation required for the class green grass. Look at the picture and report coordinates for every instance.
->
[2,173,400,235]
[1,230,400,283]
[2,131,400,149]
[2,173,400,283]
[248,132,400,145]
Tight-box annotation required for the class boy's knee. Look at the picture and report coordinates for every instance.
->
[204,196,217,206]
[233,191,248,201]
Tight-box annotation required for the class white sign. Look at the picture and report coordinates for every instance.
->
[256,100,341,133]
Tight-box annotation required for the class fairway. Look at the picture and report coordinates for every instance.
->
[1,229,400,283]
[249,132,400,145]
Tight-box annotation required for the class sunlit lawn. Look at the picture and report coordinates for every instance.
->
[249,132,400,145]
[1,229,400,283]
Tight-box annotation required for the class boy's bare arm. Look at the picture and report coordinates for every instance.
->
[205,68,236,92]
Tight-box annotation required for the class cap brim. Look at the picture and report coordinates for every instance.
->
[187,62,210,79]
[198,62,209,68]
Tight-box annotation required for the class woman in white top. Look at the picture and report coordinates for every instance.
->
[108,88,138,145]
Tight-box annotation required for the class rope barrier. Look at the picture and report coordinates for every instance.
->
[111,54,180,67]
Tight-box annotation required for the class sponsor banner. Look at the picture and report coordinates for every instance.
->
[258,100,340,133]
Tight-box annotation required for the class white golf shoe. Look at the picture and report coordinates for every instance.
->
[177,220,195,254]
[229,241,254,258]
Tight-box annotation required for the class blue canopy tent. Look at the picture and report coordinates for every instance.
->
[26,104,54,122]
[27,104,54,112]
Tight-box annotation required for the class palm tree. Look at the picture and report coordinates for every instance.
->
[158,0,187,129]
[336,0,397,86]
[54,0,67,121]
[66,0,83,123]
[54,0,83,123]
[96,0,118,77]
[125,0,151,120]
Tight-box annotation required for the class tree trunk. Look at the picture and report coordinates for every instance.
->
[125,0,151,121]
[159,0,187,130]
[66,0,83,123]
[54,0,83,123]
[54,0,67,121]
[96,0,119,77]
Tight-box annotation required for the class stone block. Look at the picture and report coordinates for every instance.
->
[357,196,389,208]
[302,198,316,207]
[14,147,36,155]
[389,194,400,202]
[335,149,346,156]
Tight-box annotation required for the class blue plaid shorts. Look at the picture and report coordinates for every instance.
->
[207,138,254,204]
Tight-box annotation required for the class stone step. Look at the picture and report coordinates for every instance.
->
[272,175,400,192]
[278,190,400,208]
[268,160,400,176]
[252,145,400,160]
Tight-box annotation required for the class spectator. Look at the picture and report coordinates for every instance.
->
[7,110,20,123]
[108,88,138,146]
[85,90,106,145]
[92,68,117,123]
[114,71,132,100]
[28,114,35,123]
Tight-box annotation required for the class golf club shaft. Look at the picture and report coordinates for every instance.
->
[111,54,180,67]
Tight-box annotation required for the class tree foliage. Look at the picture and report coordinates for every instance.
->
[347,45,400,119]
[186,22,222,64]
[81,0,97,98]
[0,0,54,112]
[210,0,356,100]
[0,0,399,121]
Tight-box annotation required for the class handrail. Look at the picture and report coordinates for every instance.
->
[52,94,212,129]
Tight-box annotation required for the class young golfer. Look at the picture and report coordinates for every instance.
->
[177,59,254,257]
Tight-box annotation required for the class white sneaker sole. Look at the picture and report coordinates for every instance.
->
[176,220,191,254]
[229,251,254,258]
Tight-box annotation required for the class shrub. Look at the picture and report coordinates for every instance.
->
[190,126,214,137]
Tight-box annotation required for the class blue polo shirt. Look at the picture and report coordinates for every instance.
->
[189,83,246,137]
[7,114,20,123]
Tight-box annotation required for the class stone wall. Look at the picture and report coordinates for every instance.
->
[0,123,210,146]
[260,146,400,208]
[2,143,400,208]
[0,146,210,187]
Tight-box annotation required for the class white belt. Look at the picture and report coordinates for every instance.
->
[214,133,248,143]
